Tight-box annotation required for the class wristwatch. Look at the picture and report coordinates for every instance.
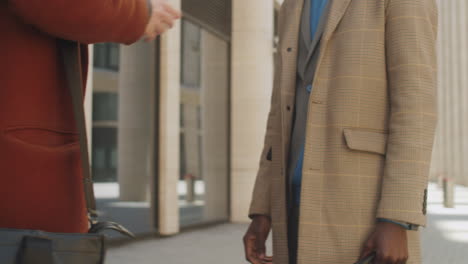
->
[377,218,419,231]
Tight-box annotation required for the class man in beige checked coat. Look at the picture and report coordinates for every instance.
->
[243,0,438,263]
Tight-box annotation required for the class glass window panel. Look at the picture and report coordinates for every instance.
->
[180,104,185,127]
[93,43,120,71]
[197,106,202,130]
[181,20,201,87]
[93,148,106,170]
[197,134,203,180]
[92,127,117,182]
[180,133,187,179]
[93,93,118,121]
[179,27,229,227]
[93,43,107,68]
[92,40,156,237]
[110,148,118,169]
[108,43,120,71]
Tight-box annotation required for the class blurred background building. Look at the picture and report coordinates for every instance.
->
[83,0,468,244]
[84,0,281,237]
[431,0,468,187]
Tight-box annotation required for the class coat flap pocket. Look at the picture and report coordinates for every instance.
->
[343,128,388,155]
[4,126,79,151]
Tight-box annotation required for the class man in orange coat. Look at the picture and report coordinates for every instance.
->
[0,0,180,234]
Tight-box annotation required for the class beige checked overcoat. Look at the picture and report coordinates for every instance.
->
[249,0,438,263]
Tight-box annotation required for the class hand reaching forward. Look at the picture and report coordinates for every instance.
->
[144,0,182,41]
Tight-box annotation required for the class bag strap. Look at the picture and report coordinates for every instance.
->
[58,40,135,238]
[58,40,98,219]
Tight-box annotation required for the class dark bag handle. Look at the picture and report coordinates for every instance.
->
[58,40,97,219]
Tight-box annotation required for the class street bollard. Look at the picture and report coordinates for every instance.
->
[443,177,455,208]
[437,174,444,189]
[185,174,196,203]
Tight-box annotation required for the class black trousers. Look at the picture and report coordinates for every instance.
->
[288,203,300,264]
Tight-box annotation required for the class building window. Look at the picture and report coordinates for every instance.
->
[197,106,202,130]
[179,21,230,227]
[181,20,201,87]
[180,133,187,180]
[94,43,120,71]
[93,93,118,121]
[180,104,185,127]
[92,127,117,182]
[197,134,203,180]
[92,92,118,182]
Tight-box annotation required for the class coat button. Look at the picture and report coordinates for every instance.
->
[287,106,291,111]
[287,47,292,52]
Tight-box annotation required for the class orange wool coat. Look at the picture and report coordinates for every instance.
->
[0,0,149,233]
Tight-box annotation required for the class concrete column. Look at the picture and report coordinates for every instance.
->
[231,0,275,222]
[201,31,229,222]
[158,0,182,235]
[433,0,447,182]
[443,177,455,208]
[435,0,448,179]
[85,45,94,161]
[444,1,453,181]
[117,41,156,202]
[432,0,468,186]
[457,0,468,186]
[449,0,462,185]
[430,0,443,183]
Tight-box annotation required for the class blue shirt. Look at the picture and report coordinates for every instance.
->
[292,0,328,205]
[310,0,329,39]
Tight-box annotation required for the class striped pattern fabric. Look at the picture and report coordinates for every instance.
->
[249,0,438,263]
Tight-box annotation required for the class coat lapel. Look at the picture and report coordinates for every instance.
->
[298,0,353,86]
[309,0,352,98]
[300,0,312,47]
[301,0,332,78]
[321,0,353,48]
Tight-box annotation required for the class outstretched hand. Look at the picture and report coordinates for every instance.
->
[144,0,182,41]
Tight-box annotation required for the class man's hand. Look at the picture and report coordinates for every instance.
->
[144,0,182,41]
[359,222,409,264]
[243,215,273,264]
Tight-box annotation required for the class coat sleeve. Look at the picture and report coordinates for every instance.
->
[377,0,438,226]
[248,94,278,219]
[8,0,151,44]
[248,52,281,219]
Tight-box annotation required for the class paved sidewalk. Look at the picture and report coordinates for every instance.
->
[107,183,468,264]
[421,183,468,264]
[107,224,253,264]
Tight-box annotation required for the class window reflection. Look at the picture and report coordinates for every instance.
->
[179,19,229,227]
[94,43,120,71]
[181,21,201,87]
[92,43,155,236]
